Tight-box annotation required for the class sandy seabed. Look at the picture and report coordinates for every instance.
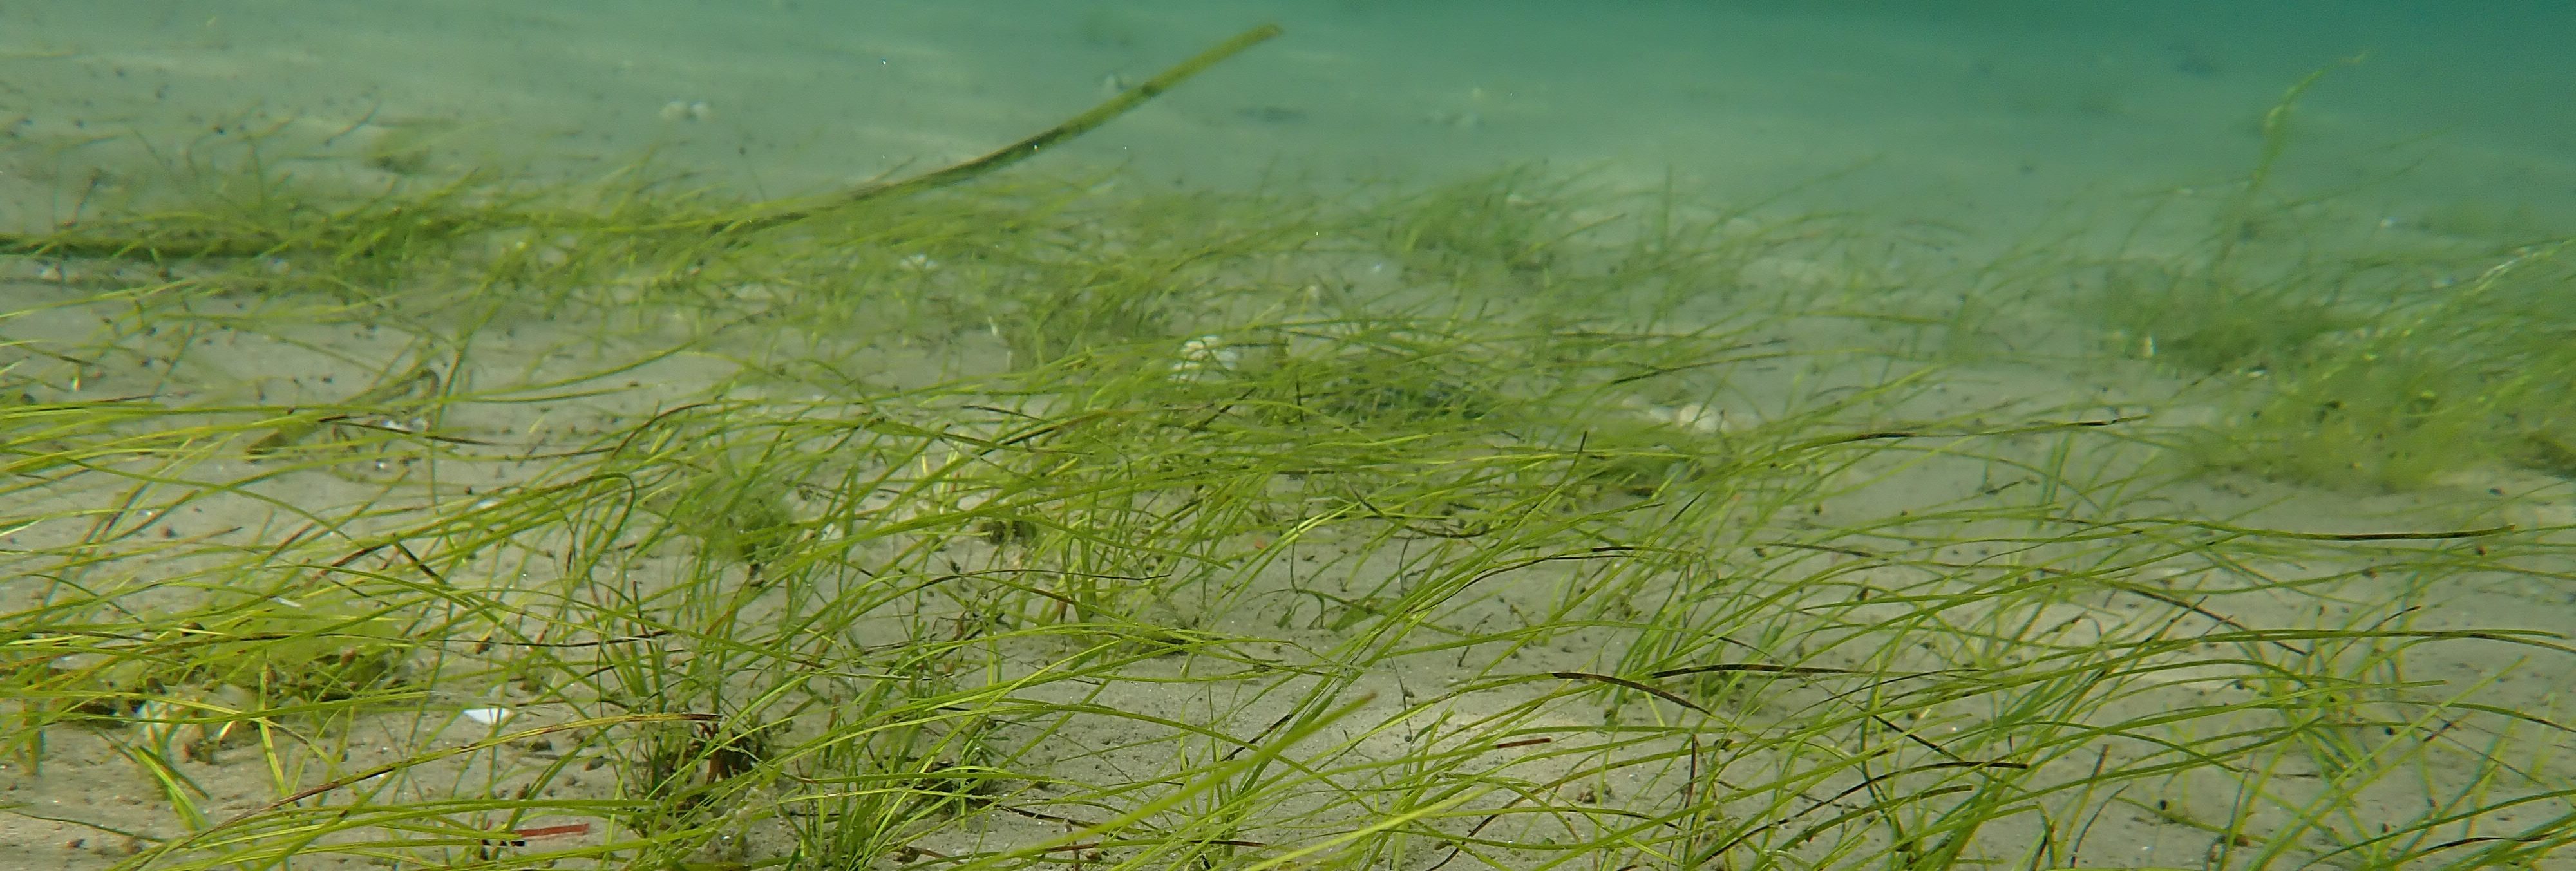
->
[4,2,2573,868]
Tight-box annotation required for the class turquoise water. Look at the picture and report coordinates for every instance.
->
[6,1,2569,239]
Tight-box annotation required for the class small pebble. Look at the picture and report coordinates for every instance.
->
[659,100,714,122]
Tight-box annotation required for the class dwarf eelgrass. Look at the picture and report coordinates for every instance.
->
[2003,61,2576,494]
[3,124,2571,871]
[2145,237,2574,492]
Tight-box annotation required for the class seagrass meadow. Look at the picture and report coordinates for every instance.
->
[4,10,2575,871]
